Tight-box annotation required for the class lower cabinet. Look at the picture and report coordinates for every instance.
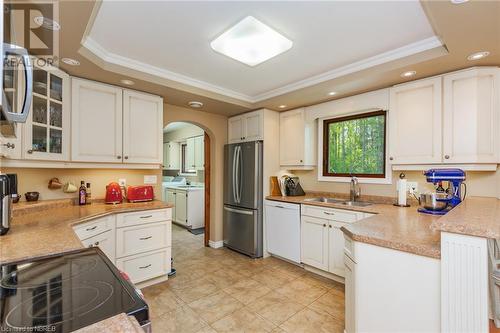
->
[344,253,356,333]
[73,208,172,285]
[300,205,370,278]
[166,188,204,229]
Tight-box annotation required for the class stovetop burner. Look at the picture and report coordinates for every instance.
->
[0,248,149,332]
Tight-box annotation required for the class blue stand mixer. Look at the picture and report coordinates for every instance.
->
[418,168,466,215]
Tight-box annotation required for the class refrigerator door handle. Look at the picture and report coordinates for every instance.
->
[235,146,241,204]
[232,147,237,203]
[237,145,243,204]
[224,206,253,216]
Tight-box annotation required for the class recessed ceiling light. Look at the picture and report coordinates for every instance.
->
[120,79,134,85]
[279,105,287,109]
[61,58,80,66]
[33,16,60,31]
[210,16,293,67]
[188,101,203,108]
[450,0,469,4]
[400,71,417,78]
[328,91,337,96]
[467,51,490,61]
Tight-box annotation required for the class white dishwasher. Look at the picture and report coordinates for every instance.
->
[265,200,301,263]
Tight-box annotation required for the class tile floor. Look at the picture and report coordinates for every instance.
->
[142,224,345,333]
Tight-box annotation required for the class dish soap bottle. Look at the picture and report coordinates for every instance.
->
[85,183,92,205]
[79,181,87,205]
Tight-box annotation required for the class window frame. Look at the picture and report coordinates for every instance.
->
[180,143,196,175]
[320,110,389,182]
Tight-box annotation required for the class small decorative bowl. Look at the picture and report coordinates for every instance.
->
[25,192,39,202]
[12,195,20,203]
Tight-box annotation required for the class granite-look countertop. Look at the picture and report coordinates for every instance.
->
[1,200,172,264]
[266,194,442,259]
[72,313,144,333]
[430,197,500,239]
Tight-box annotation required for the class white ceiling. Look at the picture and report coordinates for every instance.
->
[88,1,438,102]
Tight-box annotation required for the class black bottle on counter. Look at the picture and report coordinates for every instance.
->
[79,181,87,205]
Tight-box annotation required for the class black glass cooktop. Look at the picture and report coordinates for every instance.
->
[0,248,148,332]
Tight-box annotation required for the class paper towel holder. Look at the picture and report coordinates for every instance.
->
[393,172,411,207]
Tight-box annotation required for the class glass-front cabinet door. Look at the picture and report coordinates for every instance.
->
[23,63,69,160]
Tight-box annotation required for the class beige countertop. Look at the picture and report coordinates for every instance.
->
[1,200,172,265]
[266,194,442,259]
[72,313,144,333]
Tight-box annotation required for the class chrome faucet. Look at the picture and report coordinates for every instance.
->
[350,176,361,202]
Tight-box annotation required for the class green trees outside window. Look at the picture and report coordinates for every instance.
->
[323,111,386,178]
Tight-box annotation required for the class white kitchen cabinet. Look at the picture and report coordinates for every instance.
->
[163,142,180,170]
[123,90,163,164]
[194,135,204,170]
[80,230,116,262]
[115,248,171,284]
[443,68,500,163]
[279,108,316,168]
[166,187,204,229]
[24,64,70,161]
[116,221,171,258]
[0,124,22,159]
[301,215,329,271]
[228,110,264,143]
[71,78,123,162]
[344,253,355,333]
[186,137,196,171]
[389,77,442,164]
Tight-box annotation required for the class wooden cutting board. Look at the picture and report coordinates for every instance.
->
[269,176,282,196]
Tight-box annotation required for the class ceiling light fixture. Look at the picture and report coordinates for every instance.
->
[188,101,203,108]
[328,91,337,96]
[33,16,60,31]
[450,0,469,4]
[279,105,287,109]
[400,71,417,78]
[120,79,134,85]
[467,51,490,61]
[61,58,80,66]
[210,16,293,67]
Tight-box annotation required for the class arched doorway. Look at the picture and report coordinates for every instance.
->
[162,121,211,247]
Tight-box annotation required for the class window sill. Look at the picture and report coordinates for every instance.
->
[317,175,392,185]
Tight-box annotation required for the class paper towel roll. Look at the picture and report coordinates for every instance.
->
[397,179,407,206]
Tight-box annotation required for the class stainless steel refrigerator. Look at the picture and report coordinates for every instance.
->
[223,141,263,258]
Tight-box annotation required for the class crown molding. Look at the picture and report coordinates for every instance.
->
[81,34,443,104]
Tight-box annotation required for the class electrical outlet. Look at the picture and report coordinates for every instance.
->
[407,181,418,194]
[118,178,126,187]
[144,175,157,184]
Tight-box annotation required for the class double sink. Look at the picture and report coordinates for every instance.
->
[304,197,373,207]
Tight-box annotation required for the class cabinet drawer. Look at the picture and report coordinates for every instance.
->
[344,235,355,262]
[301,205,363,223]
[80,230,116,262]
[116,221,171,258]
[73,216,115,240]
[116,209,171,228]
[116,248,171,284]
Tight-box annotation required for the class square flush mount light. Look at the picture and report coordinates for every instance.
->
[210,16,293,67]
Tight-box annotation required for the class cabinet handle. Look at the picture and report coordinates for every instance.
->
[27,149,33,154]
[140,215,153,219]
[275,205,284,209]
[94,241,100,246]
[444,155,450,159]
[323,223,327,227]
[117,155,122,159]
[300,160,303,163]
[139,236,152,240]
[2,143,15,149]
[323,212,335,216]
[124,156,129,160]
[389,157,394,161]
[86,226,97,231]
[139,264,151,269]
[329,225,332,228]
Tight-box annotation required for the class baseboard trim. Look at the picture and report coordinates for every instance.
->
[304,265,345,284]
[208,240,224,249]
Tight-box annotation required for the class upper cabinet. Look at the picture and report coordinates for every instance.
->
[122,90,163,164]
[71,79,163,165]
[71,78,123,163]
[279,108,316,168]
[389,77,442,164]
[186,135,204,171]
[163,142,180,170]
[443,68,499,163]
[389,67,500,166]
[228,110,263,143]
[24,64,70,161]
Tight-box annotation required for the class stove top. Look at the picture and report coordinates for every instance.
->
[0,248,148,332]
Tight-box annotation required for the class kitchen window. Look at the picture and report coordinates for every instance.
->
[322,110,387,179]
[181,144,196,174]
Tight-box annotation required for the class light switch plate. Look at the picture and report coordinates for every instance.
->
[407,181,418,194]
[144,175,157,184]
[118,178,126,187]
